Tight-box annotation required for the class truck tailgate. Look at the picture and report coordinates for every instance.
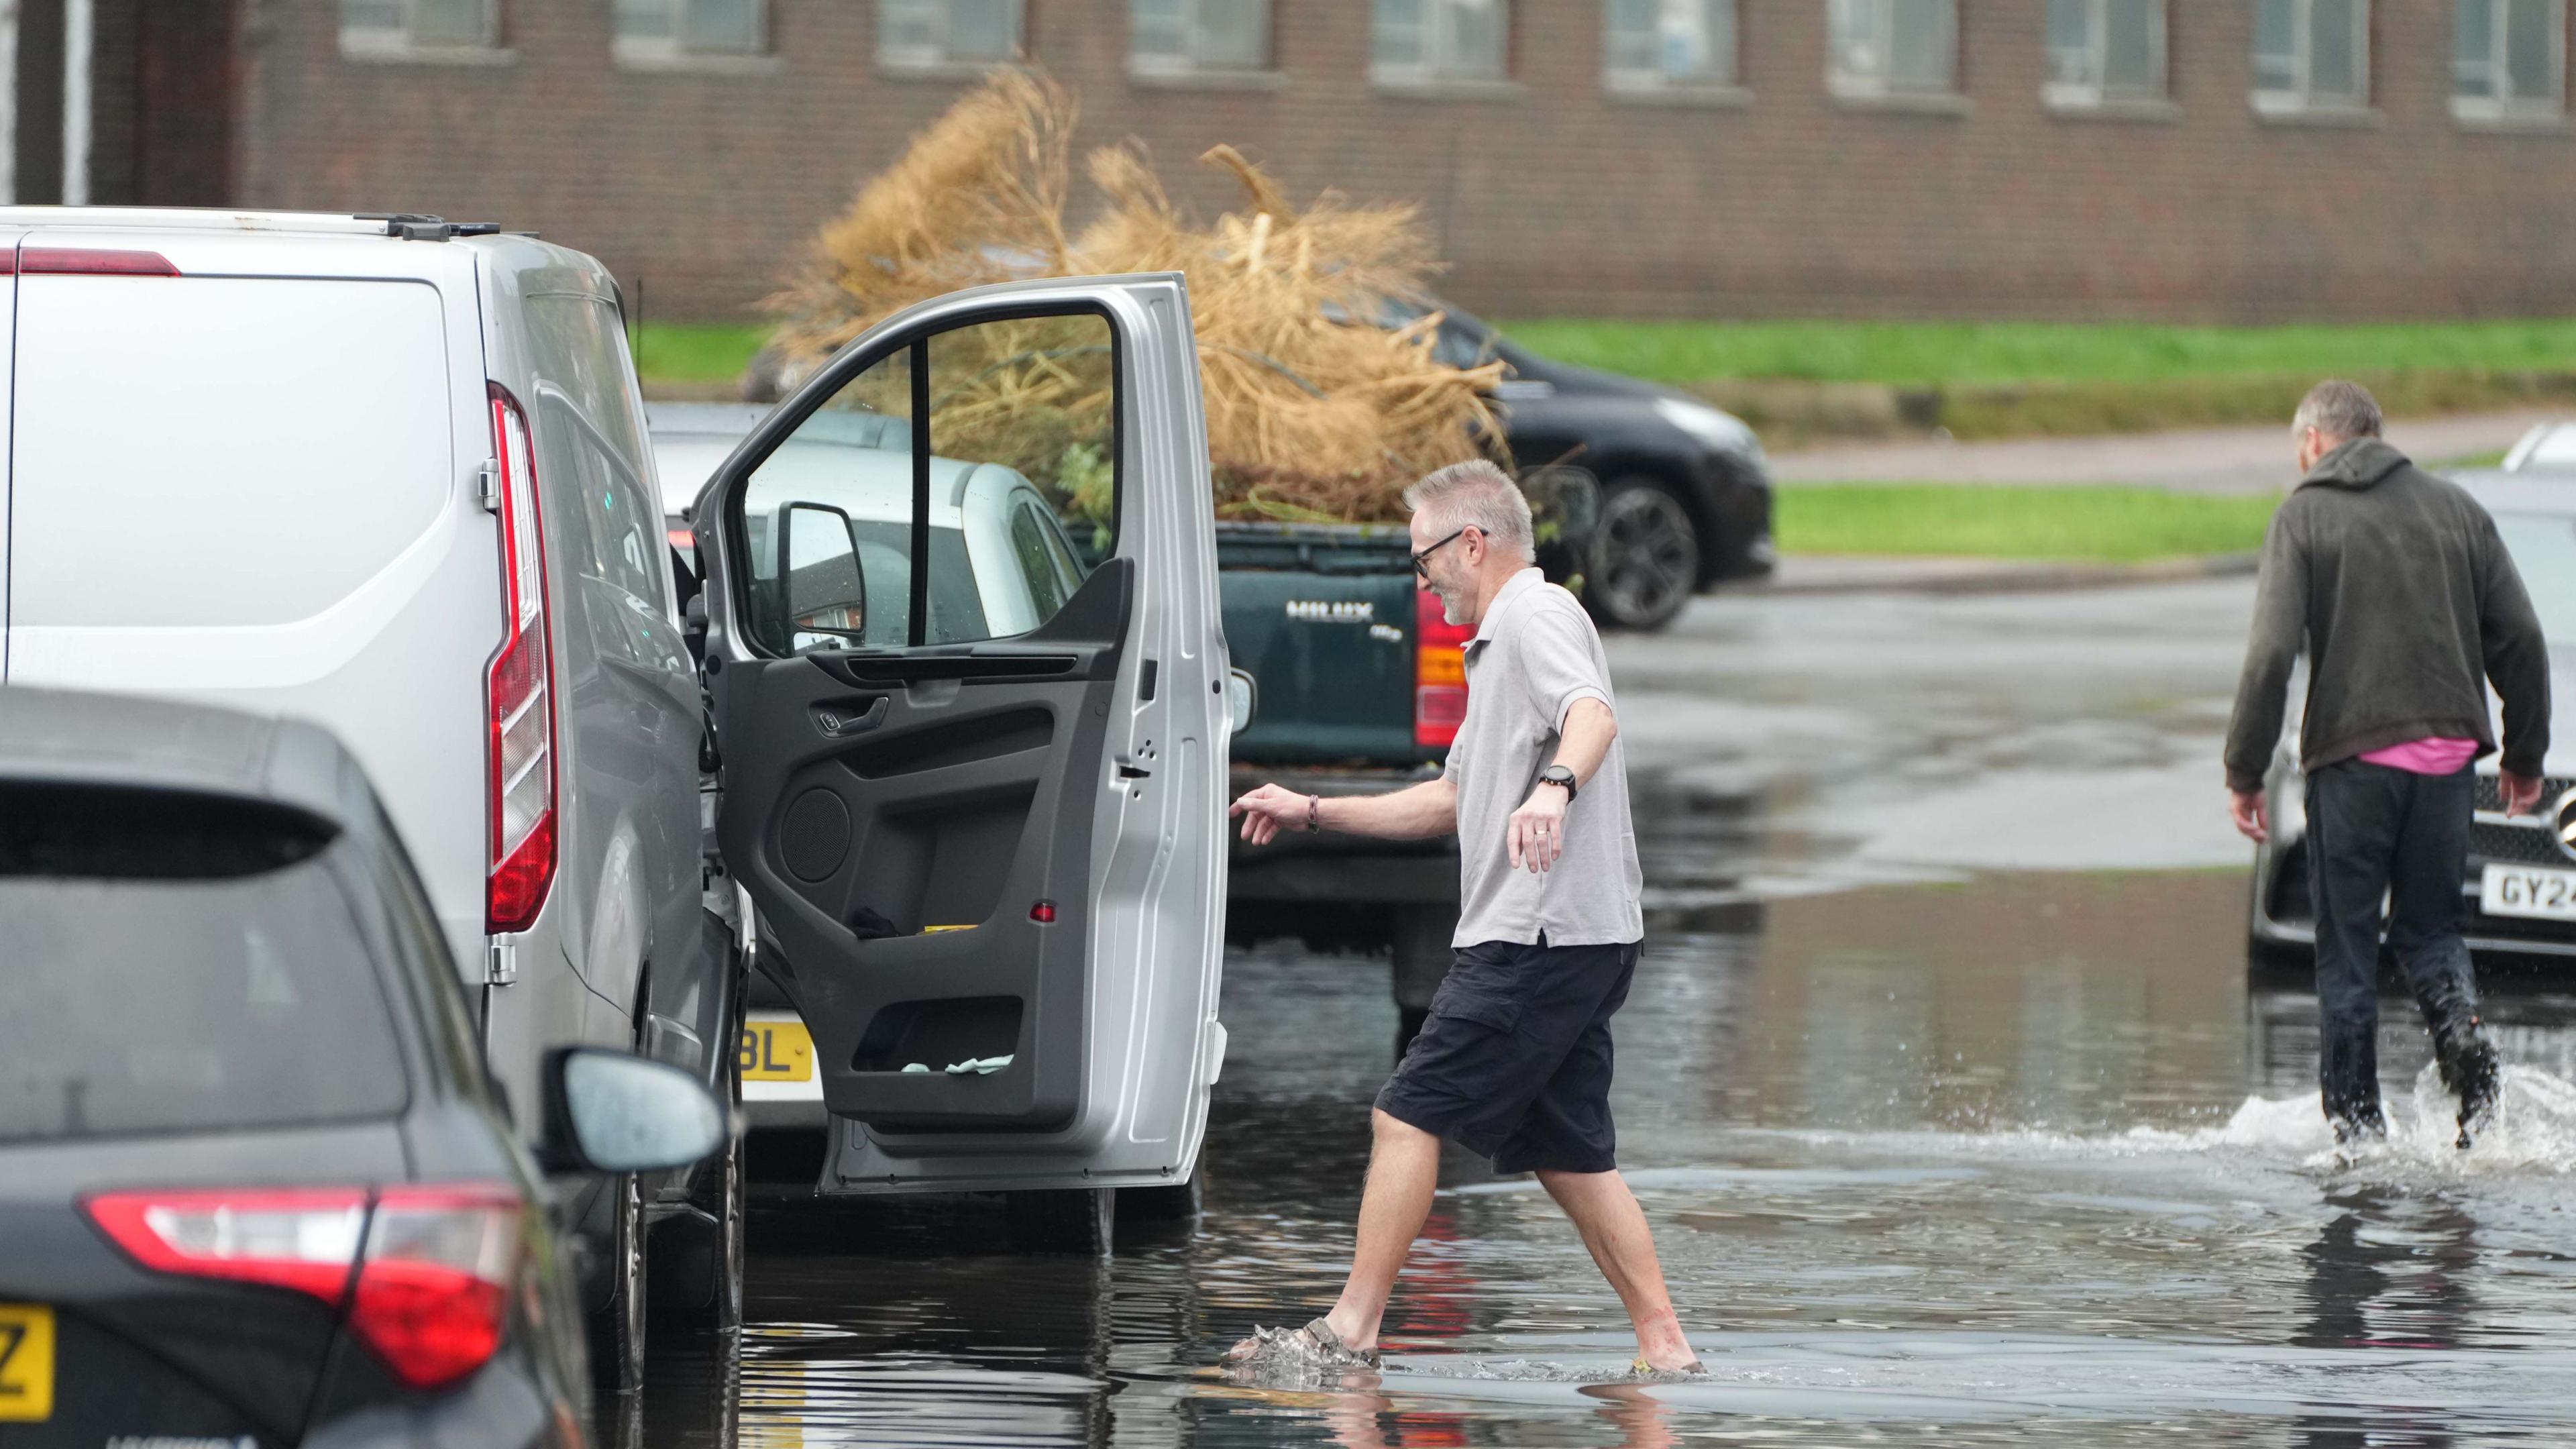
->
[1218,524,1426,765]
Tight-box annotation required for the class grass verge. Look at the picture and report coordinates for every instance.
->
[1774,484,2277,562]
[637,323,771,389]
[1495,317,2576,387]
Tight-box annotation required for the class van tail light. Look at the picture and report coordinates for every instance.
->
[486,382,557,934]
[86,1185,525,1393]
[1414,588,1473,749]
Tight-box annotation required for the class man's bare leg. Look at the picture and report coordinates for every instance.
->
[1316,1109,1443,1352]
[1538,1169,1699,1371]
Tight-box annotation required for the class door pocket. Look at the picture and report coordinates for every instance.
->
[846,784,1036,934]
[853,996,1022,1074]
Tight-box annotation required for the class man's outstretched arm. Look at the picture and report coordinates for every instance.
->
[1232,777,1459,845]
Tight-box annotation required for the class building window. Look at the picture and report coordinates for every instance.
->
[2045,0,2167,105]
[1605,0,1737,93]
[879,0,1022,72]
[2253,0,2370,114]
[614,0,766,63]
[1373,0,1509,87]
[1828,0,1959,98]
[1132,0,1271,74]
[2455,0,2565,121]
[339,0,500,58]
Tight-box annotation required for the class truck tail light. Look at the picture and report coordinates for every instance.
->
[1414,588,1473,749]
[486,383,557,934]
[87,1185,524,1392]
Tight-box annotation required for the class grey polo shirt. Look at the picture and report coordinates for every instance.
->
[1443,568,1644,948]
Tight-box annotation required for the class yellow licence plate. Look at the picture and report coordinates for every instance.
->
[0,1303,53,1421]
[741,1020,814,1082]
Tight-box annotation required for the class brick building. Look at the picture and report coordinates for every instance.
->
[191,3,2576,321]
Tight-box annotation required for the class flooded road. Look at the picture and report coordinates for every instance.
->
[637,581,2576,1446]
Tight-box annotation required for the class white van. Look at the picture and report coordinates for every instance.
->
[3,214,1236,1263]
[0,208,722,1381]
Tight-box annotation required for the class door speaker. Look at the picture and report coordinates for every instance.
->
[781,789,852,882]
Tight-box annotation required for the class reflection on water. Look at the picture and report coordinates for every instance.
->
[632,869,2576,1447]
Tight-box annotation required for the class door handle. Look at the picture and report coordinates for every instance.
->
[812,697,889,739]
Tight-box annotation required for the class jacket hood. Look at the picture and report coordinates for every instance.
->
[2298,437,2411,491]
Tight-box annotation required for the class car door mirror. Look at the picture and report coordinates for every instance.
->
[1226,667,1257,736]
[780,502,870,649]
[537,1047,727,1175]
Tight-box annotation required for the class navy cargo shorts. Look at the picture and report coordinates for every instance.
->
[1374,934,1640,1175]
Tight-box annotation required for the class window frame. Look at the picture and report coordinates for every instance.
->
[613,0,774,69]
[877,0,1026,75]
[338,0,508,63]
[1129,0,1275,80]
[724,302,1127,660]
[2251,0,2374,117]
[2043,0,2170,110]
[2452,0,2567,123]
[1371,0,1514,91]
[1603,0,1742,97]
[1827,0,1962,103]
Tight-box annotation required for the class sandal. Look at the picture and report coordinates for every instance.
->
[1226,1317,1382,1371]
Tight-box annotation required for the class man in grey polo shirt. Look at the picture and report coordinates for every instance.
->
[1226,460,1700,1378]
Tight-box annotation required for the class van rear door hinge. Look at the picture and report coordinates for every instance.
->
[476,458,500,511]
[486,941,519,986]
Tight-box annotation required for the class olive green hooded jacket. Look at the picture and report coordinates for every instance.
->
[2222,438,2552,794]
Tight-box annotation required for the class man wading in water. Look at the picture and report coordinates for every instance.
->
[2226,381,2552,1148]
[1226,461,1701,1377]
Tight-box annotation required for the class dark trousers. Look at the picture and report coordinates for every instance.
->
[2305,759,2482,1126]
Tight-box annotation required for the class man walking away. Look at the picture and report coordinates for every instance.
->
[2225,382,2553,1148]
[1226,461,1701,1377]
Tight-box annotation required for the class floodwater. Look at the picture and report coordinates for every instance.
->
[633,582,2576,1446]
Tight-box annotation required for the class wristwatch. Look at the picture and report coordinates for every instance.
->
[1537,764,1578,801]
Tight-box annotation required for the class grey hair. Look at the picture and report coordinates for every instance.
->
[1402,460,1534,558]
[2294,380,2383,442]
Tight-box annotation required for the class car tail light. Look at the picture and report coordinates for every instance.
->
[486,383,557,934]
[85,1188,369,1303]
[1414,588,1473,749]
[350,1186,525,1390]
[86,1185,525,1393]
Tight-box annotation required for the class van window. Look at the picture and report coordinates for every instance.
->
[734,310,1116,657]
[0,784,409,1144]
[528,296,671,626]
[9,277,450,629]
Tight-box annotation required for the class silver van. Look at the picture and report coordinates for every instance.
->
[2,213,1236,1263]
[0,208,722,1383]
[688,279,1232,1251]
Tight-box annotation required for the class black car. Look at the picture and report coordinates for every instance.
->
[0,688,725,1448]
[1398,297,1776,631]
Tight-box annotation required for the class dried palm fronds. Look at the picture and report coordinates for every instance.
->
[767,70,1501,523]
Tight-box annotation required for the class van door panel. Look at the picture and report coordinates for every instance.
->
[706,276,1226,1192]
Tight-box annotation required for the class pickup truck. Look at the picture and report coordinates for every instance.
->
[1215,521,1464,1044]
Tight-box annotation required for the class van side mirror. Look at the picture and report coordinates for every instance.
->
[781,502,870,648]
[537,1047,727,1175]
[1226,668,1257,737]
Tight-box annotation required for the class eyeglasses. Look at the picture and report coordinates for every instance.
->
[1411,528,1469,579]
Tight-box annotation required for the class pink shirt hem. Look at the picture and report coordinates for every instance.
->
[2357,737,2479,775]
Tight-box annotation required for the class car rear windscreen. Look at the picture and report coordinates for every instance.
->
[0,784,408,1144]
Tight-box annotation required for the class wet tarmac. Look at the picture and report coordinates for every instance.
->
[631,582,2576,1447]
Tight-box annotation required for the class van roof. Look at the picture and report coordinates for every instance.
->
[0,206,488,239]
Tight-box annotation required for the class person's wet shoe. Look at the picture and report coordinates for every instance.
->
[1226,1318,1381,1374]
[2330,1110,2387,1150]
[2441,1024,2500,1149]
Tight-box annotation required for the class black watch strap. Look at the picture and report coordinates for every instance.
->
[1539,765,1578,801]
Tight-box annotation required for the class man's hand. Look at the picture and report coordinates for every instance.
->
[2501,770,2546,816]
[2229,787,2270,843]
[1230,784,1309,846]
[1509,782,1570,872]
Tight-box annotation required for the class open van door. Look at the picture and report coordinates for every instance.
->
[0,228,24,677]
[699,276,1228,1220]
